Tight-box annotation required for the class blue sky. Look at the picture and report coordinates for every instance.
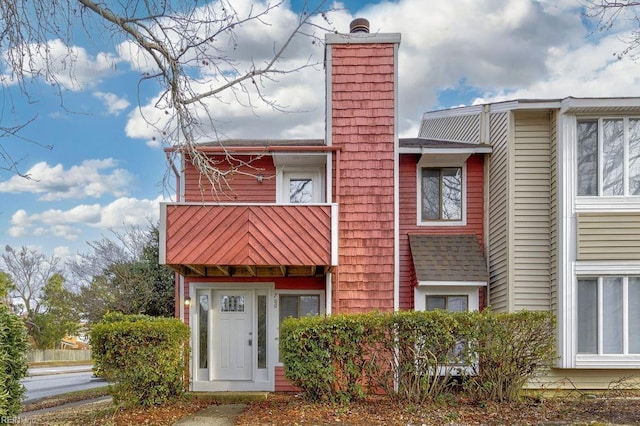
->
[0,0,638,261]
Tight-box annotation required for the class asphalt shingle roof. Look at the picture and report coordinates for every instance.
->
[409,234,488,282]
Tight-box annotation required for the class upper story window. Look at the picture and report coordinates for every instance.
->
[577,118,640,196]
[289,178,313,203]
[277,169,324,204]
[420,167,463,223]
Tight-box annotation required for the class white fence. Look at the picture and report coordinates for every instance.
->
[27,349,92,363]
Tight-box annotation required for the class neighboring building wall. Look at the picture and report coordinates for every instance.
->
[328,38,398,313]
[513,110,552,311]
[577,212,640,260]
[398,153,485,310]
[183,156,277,202]
[529,369,640,390]
[487,111,510,311]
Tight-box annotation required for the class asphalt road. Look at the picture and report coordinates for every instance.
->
[22,366,107,403]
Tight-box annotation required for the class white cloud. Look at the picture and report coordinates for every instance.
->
[1,39,119,91]
[0,159,134,200]
[120,0,608,143]
[6,196,166,241]
[93,91,131,116]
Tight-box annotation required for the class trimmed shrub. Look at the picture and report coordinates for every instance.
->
[281,310,556,404]
[91,312,190,407]
[0,304,29,417]
[466,309,556,402]
[366,310,479,403]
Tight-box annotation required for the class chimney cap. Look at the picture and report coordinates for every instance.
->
[349,18,370,34]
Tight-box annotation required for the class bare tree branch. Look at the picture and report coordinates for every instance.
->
[583,0,640,59]
[0,0,335,195]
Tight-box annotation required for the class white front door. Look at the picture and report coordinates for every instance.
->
[212,290,253,380]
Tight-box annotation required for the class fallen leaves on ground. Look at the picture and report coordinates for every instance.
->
[22,392,640,425]
[238,393,640,426]
[24,395,217,425]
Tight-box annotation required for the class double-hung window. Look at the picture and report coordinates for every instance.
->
[577,277,640,355]
[577,118,640,196]
[421,167,463,222]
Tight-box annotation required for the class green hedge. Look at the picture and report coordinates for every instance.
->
[280,310,555,404]
[91,312,190,407]
[0,304,29,417]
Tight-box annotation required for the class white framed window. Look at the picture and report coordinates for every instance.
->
[414,286,479,312]
[425,295,469,312]
[276,290,324,364]
[417,165,466,226]
[577,276,640,356]
[276,169,324,204]
[577,117,640,197]
[278,294,321,322]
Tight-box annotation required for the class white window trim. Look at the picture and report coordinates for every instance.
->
[276,166,324,204]
[574,274,640,368]
[415,163,467,227]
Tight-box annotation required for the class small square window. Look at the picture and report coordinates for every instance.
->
[289,179,313,203]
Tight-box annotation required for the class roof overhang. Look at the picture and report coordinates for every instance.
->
[409,234,488,284]
[560,97,640,114]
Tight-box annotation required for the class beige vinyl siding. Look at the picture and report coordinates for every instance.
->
[487,112,510,312]
[528,369,640,390]
[577,213,640,260]
[512,111,551,311]
[549,111,558,312]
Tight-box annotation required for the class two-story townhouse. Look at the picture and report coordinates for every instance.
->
[159,20,492,392]
[160,18,640,392]
[420,99,640,388]
[160,21,398,392]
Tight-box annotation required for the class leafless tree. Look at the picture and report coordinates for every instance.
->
[0,0,334,195]
[583,1,640,59]
[1,245,61,318]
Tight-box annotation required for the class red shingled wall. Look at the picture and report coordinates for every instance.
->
[330,42,397,313]
[183,155,276,202]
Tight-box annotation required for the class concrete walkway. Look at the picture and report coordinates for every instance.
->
[173,403,247,426]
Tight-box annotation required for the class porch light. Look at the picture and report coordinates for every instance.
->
[184,297,191,307]
[256,173,264,183]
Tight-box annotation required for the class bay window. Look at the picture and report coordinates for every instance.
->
[577,118,640,196]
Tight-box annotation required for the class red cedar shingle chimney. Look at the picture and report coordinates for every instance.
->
[326,20,401,313]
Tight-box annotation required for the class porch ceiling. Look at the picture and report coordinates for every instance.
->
[168,263,331,278]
